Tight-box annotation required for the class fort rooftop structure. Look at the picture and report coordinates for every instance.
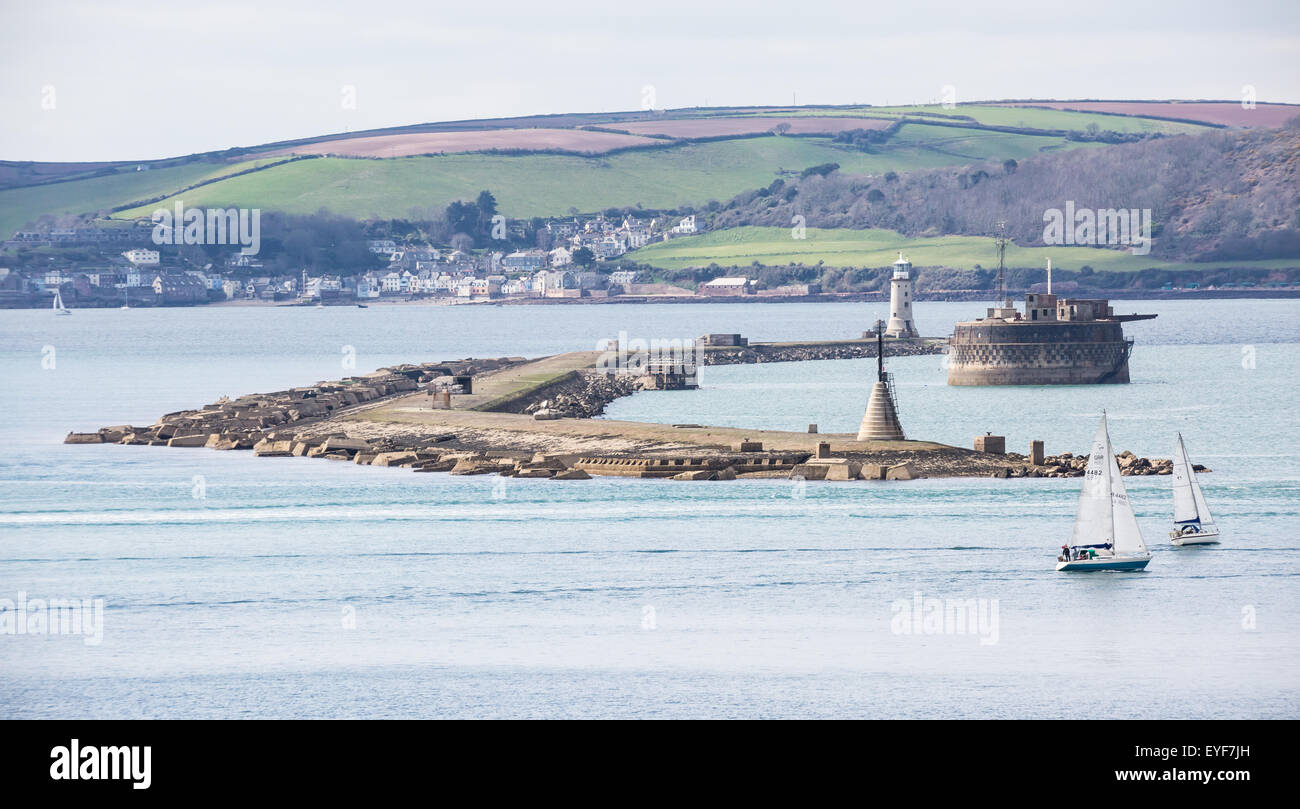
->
[947,264,1156,386]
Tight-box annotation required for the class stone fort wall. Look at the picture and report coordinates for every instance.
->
[947,321,1132,385]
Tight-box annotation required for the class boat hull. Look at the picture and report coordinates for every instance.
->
[1171,529,1220,546]
[1055,556,1150,572]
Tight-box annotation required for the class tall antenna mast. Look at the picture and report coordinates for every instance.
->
[994,220,1008,304]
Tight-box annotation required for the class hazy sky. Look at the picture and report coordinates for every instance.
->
[3,0,1298,162]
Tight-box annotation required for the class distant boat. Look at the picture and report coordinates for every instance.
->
[53,289,71,316]
[1056,414,1151,571]
[1170,432,1220,545]
[356,303,368,308]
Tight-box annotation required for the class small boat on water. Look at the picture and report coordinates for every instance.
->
[1056,414,1151,572]
[53,289,71,316]
[1170,432,1220,545]
[356,303,368,308]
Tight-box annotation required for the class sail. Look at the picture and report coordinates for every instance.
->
[1173,433,1215,528]
[1070,415,1147,556]
[1107,440,1147,555]
[1070,417,1114,547]
[1172,433,1200,524]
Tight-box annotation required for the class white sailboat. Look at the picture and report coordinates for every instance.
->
[1170,432,1220,545]
[52,289,71,316]
[1056,414,1151,571]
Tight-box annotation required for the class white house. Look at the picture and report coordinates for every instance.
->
[548,247,572,267]
[593,234,627,259]
[502,250,545,272]
[671,215,698,235]
[122,248,160,266]
[609,270,646,286]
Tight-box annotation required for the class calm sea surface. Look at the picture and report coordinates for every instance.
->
[1,299,1297,718]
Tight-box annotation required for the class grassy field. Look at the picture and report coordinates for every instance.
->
[773,104,1211,135]
[0,103,1214,232]
[0,158,278,238]
[628,226,1298,273]
[109,125,1083,221]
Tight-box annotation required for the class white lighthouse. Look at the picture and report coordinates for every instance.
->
[884,252,918,338]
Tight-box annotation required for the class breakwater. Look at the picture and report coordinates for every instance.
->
[65,337,1177,482]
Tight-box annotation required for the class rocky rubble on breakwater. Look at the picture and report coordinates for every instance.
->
[519,372,641,419]
[702,339,945,365]
[987,449,1209,478]
[62,358,523,450]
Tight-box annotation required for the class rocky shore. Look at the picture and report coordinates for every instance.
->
[703,338,945,365]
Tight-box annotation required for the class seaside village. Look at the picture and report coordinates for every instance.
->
[0,213,821,307]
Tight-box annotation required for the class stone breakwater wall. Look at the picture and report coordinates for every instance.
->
[986,449,1209,478]
[63,343,1186,484]
[515,372,642,419]
[703,339,945,366]
[63,358,523,450]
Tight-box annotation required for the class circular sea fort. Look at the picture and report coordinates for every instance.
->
[947,294,1155,386]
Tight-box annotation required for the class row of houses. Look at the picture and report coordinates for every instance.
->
[304,267,646,301]
[366,213,699,272]
[6,226,148,246]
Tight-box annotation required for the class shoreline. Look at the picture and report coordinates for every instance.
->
[8,287,1300,310]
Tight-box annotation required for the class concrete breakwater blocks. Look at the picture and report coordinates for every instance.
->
[166,434,210,448]
[574,454,807,478]
[63,432,104,444]
[793,459,915,481]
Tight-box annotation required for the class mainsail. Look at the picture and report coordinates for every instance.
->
[1172,433,1214,528]
[1071,415,1147,555]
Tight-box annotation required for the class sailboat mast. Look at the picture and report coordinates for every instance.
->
[1104,419,1116,545]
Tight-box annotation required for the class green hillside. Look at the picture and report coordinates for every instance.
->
[108,125,1082,221]
[856,104,1211,135]
[0,158,277,238]
[629,226,1298,273]
[0,104,1222,233]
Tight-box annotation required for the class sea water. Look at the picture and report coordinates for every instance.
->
[1,300,1297,718]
